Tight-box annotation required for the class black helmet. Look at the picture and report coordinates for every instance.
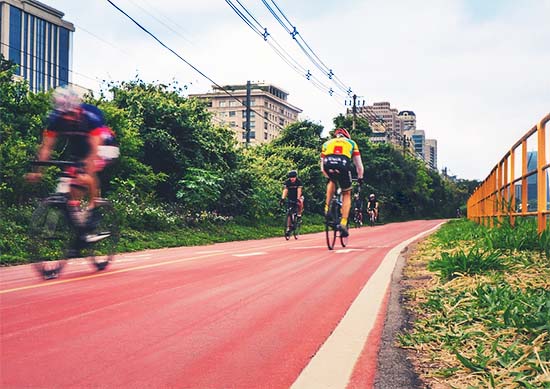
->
[288,170,297,178]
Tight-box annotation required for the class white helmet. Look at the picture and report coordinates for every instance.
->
[52,86,81,113]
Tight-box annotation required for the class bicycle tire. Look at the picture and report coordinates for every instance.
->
[340,220,349,247]
[293,215,301,239]
[284,212,292,240]
[29,201,72,279]
[325,200,339,250]
[86,200,119,271]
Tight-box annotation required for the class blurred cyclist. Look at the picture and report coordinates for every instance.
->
[26,86,119,231]
[321,128,364,237]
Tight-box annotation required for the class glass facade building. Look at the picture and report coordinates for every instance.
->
[0,0,74,92]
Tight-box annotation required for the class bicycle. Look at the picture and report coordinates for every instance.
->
[324,188,348,250]
[366,208,377,226]
[284,199,301,240]
[28,161,119,280]
[352,207,363,228]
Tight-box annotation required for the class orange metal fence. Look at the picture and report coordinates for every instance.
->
[467,113,550,233]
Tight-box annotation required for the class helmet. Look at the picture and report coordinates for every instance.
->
[369,193,375,199]
[334,128,350,139]
[287,170,297,178]
[52,86,81,113]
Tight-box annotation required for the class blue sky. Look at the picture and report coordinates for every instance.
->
[45,0,550,180]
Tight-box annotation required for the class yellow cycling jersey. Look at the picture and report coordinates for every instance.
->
[321,137,360,159]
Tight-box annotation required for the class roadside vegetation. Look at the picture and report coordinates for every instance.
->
[1,55,476,264]
[400,218,550,388]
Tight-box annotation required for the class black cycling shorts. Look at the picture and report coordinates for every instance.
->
[323,155,353,191]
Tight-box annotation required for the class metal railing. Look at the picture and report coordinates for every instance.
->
[467,113,550,233]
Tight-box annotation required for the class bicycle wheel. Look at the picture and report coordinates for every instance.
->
[340,220,349,247]
[369,212,376,227]
[85,200,119,271]
[29,201,72,279]
[293,214,301,239]
[284,211,292,240]
[325,201,338,250]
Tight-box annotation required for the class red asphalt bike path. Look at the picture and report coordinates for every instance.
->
[0,219,443,388]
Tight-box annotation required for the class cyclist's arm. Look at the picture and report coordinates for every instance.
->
[297,186,302,198]
[352,154,364,179]
[281,187,288,200]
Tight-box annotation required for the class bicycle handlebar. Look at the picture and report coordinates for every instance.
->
[30,160,84,168]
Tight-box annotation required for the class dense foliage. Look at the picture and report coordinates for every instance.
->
[1,54,476,262]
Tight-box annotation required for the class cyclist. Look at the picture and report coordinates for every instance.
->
[26,86,119,233]
[367,193,379,222]
[280,170,304,234]
[321,127,364,237]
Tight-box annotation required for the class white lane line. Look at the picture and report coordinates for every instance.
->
[289,246,327,250]
[333,249,365,254]
[291,222,445,389]
[233,252,267,257]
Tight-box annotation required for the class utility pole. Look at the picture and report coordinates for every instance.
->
[352,94,357,131]
[245,81,251,146]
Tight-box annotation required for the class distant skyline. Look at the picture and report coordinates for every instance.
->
[42,0,550,180]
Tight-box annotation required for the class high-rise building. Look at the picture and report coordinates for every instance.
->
[398,111,416,131]
[425,139,438,170]
[189,82,302,145]
[0,0,74,92]
[404,129,426,159]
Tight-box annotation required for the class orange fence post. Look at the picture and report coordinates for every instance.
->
[537,115,548,233]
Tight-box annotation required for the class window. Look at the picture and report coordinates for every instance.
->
[264,132,268,140]
[264,112,268,119]
[229,121,236,127]
[219,101,227,107]
[264,122,268,130]
[229,101,239,107]
[229,111,236,117]
[250,121,256,128]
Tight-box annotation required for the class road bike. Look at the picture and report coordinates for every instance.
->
[28,161,119,279]
[324,188,348,250]
[284,199,301,240]
[352,207,363,228]
[366,208,377,226]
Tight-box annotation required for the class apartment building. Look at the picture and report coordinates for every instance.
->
[404,129,426,159]
[425,138,438,170]
[398,110,416,131]
[189,82,302,145]
[0,0,74,92]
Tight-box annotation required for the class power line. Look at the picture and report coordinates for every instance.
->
[224,0,346,101]
[106,0,286,131]
[261,0,352,96]
[0,41,100,88]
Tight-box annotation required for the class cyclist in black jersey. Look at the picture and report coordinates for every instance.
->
[281,170,304,234]
[366,193,379,222]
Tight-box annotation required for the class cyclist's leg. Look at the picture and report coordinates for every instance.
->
[325,180,336,215]
[297,197,304,217]
[338,171,353,225]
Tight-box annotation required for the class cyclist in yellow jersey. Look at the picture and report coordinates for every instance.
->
[320,128,364,237]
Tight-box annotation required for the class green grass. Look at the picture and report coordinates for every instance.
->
[400,219,550,388]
